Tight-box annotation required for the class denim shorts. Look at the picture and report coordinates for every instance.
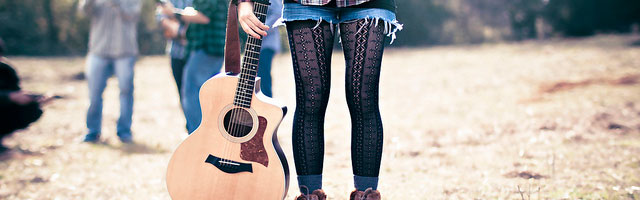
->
[279,3,403,43]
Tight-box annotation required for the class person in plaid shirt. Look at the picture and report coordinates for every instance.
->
[238,0,402,199]
[161,0,228,134]
[156,0,193,131]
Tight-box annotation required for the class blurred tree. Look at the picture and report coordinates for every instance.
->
[394,0,452,46]
[509,0,544,40]
[1,0,639,54]
[544,0,640,36]
[0,0,165,55]
[0,0,47,54]
[394,0,514,46]
[44,0,61,51]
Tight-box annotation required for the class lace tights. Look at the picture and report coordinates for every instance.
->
[287,19,385,177]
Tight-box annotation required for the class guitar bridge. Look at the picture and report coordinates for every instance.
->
[205,154,253,174]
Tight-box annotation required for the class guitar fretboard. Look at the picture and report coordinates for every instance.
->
[233,1,270,108]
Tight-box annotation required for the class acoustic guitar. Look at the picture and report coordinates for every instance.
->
[166,1,289,199]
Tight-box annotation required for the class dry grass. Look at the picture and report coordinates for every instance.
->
[1,34,640,199]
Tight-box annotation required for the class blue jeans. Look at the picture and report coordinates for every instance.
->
[86,54,136,135]
[283,3,403,43]
[181,50,223,133]
[258,48,275,97]
[170,57,188,102]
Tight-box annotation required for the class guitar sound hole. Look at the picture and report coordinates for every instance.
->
[223,108,254,138]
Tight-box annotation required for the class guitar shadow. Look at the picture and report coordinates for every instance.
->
[0,145,60,162]
[88,141,169,155]
[119,142,169,154]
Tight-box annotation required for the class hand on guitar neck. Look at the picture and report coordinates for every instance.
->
[238,2,270,39]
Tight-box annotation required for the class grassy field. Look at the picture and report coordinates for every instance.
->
[1,34,639,199]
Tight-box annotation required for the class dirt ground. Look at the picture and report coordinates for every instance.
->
[1,35,639,199]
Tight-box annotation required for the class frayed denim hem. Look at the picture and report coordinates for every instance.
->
[277,4,403,44]
[343,17,403,44]
[276,16,403,44]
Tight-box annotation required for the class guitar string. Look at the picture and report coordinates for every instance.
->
[223,4,249,168]
[225,2,258,167]
[232,2,265,141]
[222,2,266,168]
[227,2,265,167]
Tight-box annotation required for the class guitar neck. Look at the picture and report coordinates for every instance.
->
[233,1,270,108]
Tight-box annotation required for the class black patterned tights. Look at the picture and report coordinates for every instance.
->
[287,19,385,177]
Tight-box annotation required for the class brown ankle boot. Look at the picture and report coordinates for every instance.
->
[362,188,381,200]
[349,188,381,200]
[312,189,327,199]
[295,189,327,200]
[350,190,364,200]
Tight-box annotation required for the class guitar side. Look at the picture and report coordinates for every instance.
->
[166,74,289,199]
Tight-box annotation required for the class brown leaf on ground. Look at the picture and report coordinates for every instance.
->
[609,74,640,85]
[539,79,597,94]
[536,74,640,95]
[589,104,640,135]
[408,151,421,157]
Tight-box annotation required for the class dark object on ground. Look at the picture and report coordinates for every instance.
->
[631,40,640,47]
[70,72,85,81]
[608,123,626,130]
[504,170,547,179]
[28,94,64,100]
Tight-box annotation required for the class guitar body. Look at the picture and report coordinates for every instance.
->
[166,74,289,199]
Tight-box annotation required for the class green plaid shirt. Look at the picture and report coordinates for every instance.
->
[186,0,228,56]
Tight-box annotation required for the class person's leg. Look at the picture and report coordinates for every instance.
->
[85,54,112,141]
[286,20,335,194]
[257,48,275,97]
[180,50,223,133]
[113,56,136,142]
[170,57,187,100]
[340,19,386,191]
[172,57,188,131]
